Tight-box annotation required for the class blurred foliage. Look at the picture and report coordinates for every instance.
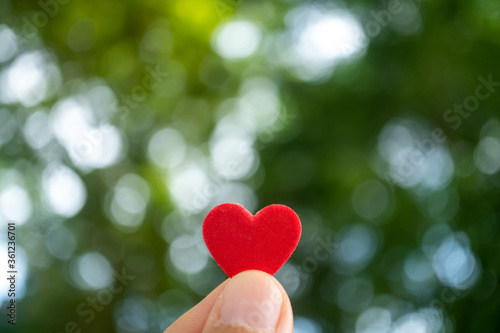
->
[0,0,499,332]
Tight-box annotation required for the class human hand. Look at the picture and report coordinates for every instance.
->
[165,270,293,333]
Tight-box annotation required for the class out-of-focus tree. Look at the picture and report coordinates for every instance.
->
[0,0,499,332]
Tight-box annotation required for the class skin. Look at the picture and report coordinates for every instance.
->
[164,271,294,333]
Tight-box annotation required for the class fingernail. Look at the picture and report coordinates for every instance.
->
[219,271,283,330]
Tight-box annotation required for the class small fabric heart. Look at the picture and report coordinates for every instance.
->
[202,203,302,277]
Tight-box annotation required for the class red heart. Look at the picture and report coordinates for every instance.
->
[203,203,302,277]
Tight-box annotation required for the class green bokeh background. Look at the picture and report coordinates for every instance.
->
[0,0,499,332]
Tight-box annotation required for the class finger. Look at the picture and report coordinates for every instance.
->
[164,278,229,333]
[202,270,293,333]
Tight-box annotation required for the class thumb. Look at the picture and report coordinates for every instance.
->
[202,270,293,333]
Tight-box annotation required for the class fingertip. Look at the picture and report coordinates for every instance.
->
[203,270,294,333]
[164,278,229,333]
